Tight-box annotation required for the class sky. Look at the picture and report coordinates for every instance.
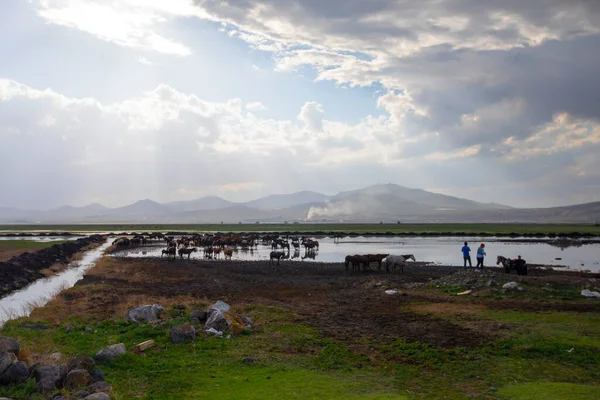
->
[1,0,599,210]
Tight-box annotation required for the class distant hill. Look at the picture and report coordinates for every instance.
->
[0,184,598,224]
[244,191,329,210]
[166,196,234,212]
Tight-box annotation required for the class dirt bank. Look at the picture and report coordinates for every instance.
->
[0,235,107,297]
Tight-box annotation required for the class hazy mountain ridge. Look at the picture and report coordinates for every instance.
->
[0,184,598,224]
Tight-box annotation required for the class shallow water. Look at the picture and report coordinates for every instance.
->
[113,236,600,272]
[0,239,112,326]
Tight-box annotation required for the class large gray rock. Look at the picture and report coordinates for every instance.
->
[73,390,90,399]
[127,304,164,323]
[0,352,17,376]
[209,300,230,315]
[95,343,126,362]
[502,282,519,290]
[190,310,207,325]
[205,310,229,333]
[68,354,95,372]
[170,324,196,343]
[64,368,93,390]
[0,337,19,355]
[0,361,29,385]
[34,364,67,392]
[84,393,111,400]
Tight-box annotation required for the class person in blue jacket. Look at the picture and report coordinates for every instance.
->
[461,241,472,267]
[476,243,486,268]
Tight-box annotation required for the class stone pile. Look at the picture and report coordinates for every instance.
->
[0,335,116,400]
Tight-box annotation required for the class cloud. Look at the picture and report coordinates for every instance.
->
[36,0,194,56]
[2,78,599,209]
[298,101,324,132]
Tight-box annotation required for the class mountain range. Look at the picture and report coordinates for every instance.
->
[1,184,599,224]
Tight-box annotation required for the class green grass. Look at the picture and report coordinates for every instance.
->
[497,382,600,400]
[2,304,600,399]
[0,306,406,400]
[1,223,599,235]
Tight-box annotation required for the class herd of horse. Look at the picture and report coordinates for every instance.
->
[113,234,528,275]
[345,254,416,273]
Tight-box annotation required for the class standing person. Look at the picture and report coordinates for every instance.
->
[461,241,472,268]
[476,243,486,269]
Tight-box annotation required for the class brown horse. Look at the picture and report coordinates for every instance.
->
[178,247,197,259]
[224,248,233,260]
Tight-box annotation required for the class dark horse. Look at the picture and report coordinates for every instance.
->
[270,251,286,265]
[497,255,527,276]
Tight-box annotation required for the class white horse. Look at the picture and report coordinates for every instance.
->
[383,254,416,274]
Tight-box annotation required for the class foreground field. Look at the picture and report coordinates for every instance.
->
[1,257,599,399]
[1,223,600,235]
[0,240,69,262]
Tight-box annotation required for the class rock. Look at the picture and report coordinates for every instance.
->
[127,304,164,323]
[170,324,196,343]
[581,289,600,298]
[68,355,95,372]
[502,282,519,290]
[83,393,110,400]
[0,361,29,385]
[517,286,524,292]
[95,344,126,362]
[190,310,207,325]
[486,280,498,287]
[205,310,229,333]
[48,352,63,362]
[242,316,253,328]
[225,313,247,335]
[64,369,93,390]
[38,378,58,393]
[208,300,230,315]
[88,381,112,394]
[0,337,20,355]
[384,289,398,295]
[0,352,17,375]
[73,390,90,399]
[89,369,105,383]
[242,357,258,365]
[34,364,67,392]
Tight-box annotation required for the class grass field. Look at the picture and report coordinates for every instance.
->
[1,223,599,235]
[1,299,599,399]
